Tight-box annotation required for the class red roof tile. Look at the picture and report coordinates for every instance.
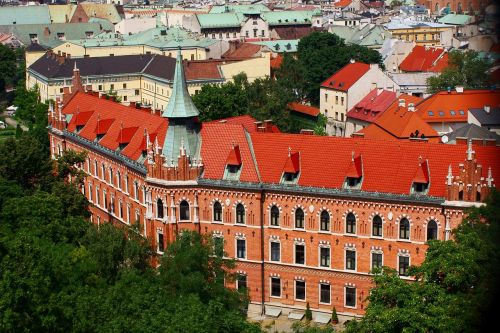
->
[321,62,370,91]
[334,0,353,7]
[207,115,260,133]
[223,43,262,59]
[249,133,500,197]
[357,94,439,141]
[288,102,320,117]
[270,54,283,69]
[399,46,449,72]
[118,126,139,144]
[413,159,430,183]
[346,154,363,178]
[346,89,397,123]
[73,111,94,126]
[416,89,500,123]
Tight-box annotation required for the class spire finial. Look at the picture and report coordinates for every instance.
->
[467,139,475,161]
[351,151,355,161]
[487,166,494,187]
[288,147,292,157]
[446,164,453,185]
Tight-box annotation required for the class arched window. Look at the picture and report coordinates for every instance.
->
[236,203,245,224]
[346,213,356,234]
[156,198,164,219]
[457,2,462,13]
[295,208,304,229]
[270,206,279,226]
[179,200,190,220]
[372,215,383,237]
[213,201,222,222]
[427,220,438,241]
[399,218,410,240]
[320,210,330,231]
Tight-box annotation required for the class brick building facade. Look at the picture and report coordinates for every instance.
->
[48,52,499,320]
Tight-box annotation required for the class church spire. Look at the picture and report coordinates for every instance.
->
[162,49,199,118]
[161,49,201,165]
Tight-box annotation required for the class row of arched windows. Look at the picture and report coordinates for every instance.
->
[156,199,190,221]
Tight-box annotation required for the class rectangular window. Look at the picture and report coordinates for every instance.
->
[295,244,305,265]
[335,96,339,105]
[135,89,139,96]
[345,287,356,307]
[372,253,383,270]
[110,84,115,90]
[325,93,328,102]
[214,237,224,257]
[123,83,127,89]
[341,97,344,106]
[295,280,306,300]
[95,188,100,206]
[320,247,330,267]
[399,256,410,276]
[271,277,281,297]
[320,284,331,304]
[98,85,102,91]
[236,239,246,259]
[237,274,247,291]
[270,242,280,262]
[123,96,127,102]
[346,250,356,270]
[157,233,164,252]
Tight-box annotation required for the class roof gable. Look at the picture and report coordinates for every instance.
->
[321,62,370,91]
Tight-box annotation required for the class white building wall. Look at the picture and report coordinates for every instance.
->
[241,17,269,39]
[115,17,158,35]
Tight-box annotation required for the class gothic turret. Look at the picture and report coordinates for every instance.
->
[161,50,201,165]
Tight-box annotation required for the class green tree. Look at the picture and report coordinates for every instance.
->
[305,302,313,322]
[331,306,338,324]
[276,32,382,105]
[0,44,16,92]
[345,191,500,333]
[427,50,492,93]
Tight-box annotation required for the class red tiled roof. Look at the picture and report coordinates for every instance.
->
[183,60,227,80]
[399,46,449,72]
[73,111,94,126]
[63,92,168,161]
[273,27,318,39]
[357,94,439,141]
[207,115,260,133]
[226,144,242,166]
[321,62,370,91]
[334,0,353,7]
[249,133,500,197]
[416,89,500,123]
[346,89,397,123]
[223,43,262,59]
[118,126,139,144]
[288,102,320,117]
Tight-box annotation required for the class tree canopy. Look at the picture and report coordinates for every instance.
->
[345,191,500,333]
[427,50,493,93]
[276,31,383,105]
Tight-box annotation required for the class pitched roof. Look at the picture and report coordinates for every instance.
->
[79,3,122,24]
[334,0,353,7]
[438,14,472,25]
[358,94,440,141]
[0,6,51,25]
[416,90,500,123]
[197,12,244,29]
[270,54,283,69]
[399,46,449,72]
[162,51,200,118]
[222,42,262,59]
[288,102,320,117]
[249,132,500,197]
[209,4,270,14]
[283,151,301,173]
[321,62,370,91]
[347,89,397,123]
[261,11,315,26]
[468,107,500,126]
[446,123,500,144]
[272,26,317,40]
[249,39,299,53]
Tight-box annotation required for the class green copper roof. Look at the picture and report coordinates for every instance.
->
[197,13,244,29]
[261,11,314,26]
[0,6,51,25]
[438,14,472,25]
[249,39,299,53]
[209,4,270,14]
[161,50,201,164]
[162,50,200,118]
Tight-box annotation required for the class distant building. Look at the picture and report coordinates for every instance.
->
[320,61,399,136]
[385,19,453,46]
[468,106,500,134]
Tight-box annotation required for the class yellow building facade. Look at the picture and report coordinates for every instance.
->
[388,26,452,46]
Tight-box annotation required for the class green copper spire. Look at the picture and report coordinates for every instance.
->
[161,49,201,165]
[162,50,200,118]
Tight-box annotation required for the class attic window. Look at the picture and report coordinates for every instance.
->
[438,111,445,116]
[459,110,465,115]
[428,111,434,116]
[224,144,242,181]
[75,125,84,133]
[411,158,430,195]
[344,153,363,190]
[450,110,456,115]
[281,150,300,184]
[345,176,362,188]
[412,182,429,193]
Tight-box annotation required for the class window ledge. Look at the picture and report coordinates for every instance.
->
[370,236,383,240]
[212,220,223,224]
[269,225,280,229]
[293,228,306,232]
[344,233,357,237]
[344,305,357,310]
[397,239,411,243]
[318,230,331,234]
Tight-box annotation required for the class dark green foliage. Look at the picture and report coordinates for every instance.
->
[0,44,17,92]
[345,191,500,333]
[427,50,493,93]
[305,302,313,321]
[276,32,383,105]
[291,321,335,333]
[331,306,338,324]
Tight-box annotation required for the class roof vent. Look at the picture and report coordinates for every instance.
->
[398,99,406,107]
[408,103,415,112]
[455,86,464,93]
[350,58,355,64]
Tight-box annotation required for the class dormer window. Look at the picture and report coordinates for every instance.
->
[411,158,430,195]
[281,150,300,184]
[224,144,242,181]
[344,153,363,189]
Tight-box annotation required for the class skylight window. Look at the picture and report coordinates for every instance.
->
[438,111,445,116]
[459,110,465,115]
[450,110,456,115]
[428,111,434,116]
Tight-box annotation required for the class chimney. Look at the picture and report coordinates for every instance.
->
[455,86,464,93]
[398,99,405,107]
[349,59,355,64]
[57,55,65,65]
[407,103,415,112]
[484,105,491,114]
[43,26,50,37]
[300,129,314,135]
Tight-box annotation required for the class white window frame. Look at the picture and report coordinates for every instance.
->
[270,277,281,298]
[319,283,331,305]
[397,254,411,276]
[235,237,247,260]
[319,245,331,268]
[212,201,223,223]
[157,231,164,254]
[269,240,281,262]
[370,251,384,271]
[345,286,357,309]
[345,248,357,271]
[294,242,306,266]
[294,279,306,302]
[371,215,383,238]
